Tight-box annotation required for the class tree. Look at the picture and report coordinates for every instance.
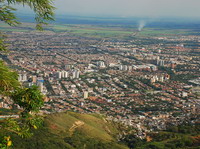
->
[0,0,55,148]
[0,0,55,29]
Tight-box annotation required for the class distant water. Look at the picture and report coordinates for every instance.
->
[16,13,200,29]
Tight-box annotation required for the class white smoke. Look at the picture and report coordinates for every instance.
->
[138,20,146,31]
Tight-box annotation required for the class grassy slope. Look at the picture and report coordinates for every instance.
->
[10,112,128,149]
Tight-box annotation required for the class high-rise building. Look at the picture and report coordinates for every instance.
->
[97,61,106,68]
[37,77,44,83]
[128,66,133,71]
[84,91,89,99]
[132,49,137,54]
[61,71,68,78]
[22,74,27,82]
[158,76,164,82]
[65,65,72,70]
[61,71,65,78]
[119,65,123,70]
[119,65,128,71]
[64,71,69,78]
[160,60,165,66]
[28,82,34,87]
[57,71,62,79]
[32,75,37,83]
[38,82,44,92]
[182,92,188,97]
[18,74,23,82]
[0,102,3,108]
[157,59,165,66]
[72,70,80,79]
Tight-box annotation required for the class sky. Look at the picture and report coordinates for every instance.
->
[52,0,200,18]
[15,0,200,18]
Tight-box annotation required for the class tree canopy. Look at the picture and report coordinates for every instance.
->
[0,0,55,29]
[0,0,55,148]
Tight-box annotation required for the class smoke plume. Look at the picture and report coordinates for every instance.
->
[138,20,146,31]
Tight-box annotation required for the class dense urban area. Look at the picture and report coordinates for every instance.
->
[1,24,200,138]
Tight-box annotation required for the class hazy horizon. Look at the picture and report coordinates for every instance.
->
[13,0,200,19]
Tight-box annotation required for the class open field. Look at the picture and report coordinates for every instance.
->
[1,22,198,38]
[136,28,190,36]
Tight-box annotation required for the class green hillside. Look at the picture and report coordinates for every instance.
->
[1,111,199,149]
[5,112,128,149]
[121,124,200,149]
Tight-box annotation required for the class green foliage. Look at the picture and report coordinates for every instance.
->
[0,0,55,147]
[0,33,8,51]
[46,112,119,141]
[122,124,200,149]
[0,31,44,149]
[167,124,200,135]
[0,0,55,29]
[0,83,44,144]
[11,85,44,114]
[0,136,12,149]
[0,4,19,26]
[120,134,145,149]
[0,112,128,149]
[64,132,122,149]
[1,118,32,138]
[0,61,20,95]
